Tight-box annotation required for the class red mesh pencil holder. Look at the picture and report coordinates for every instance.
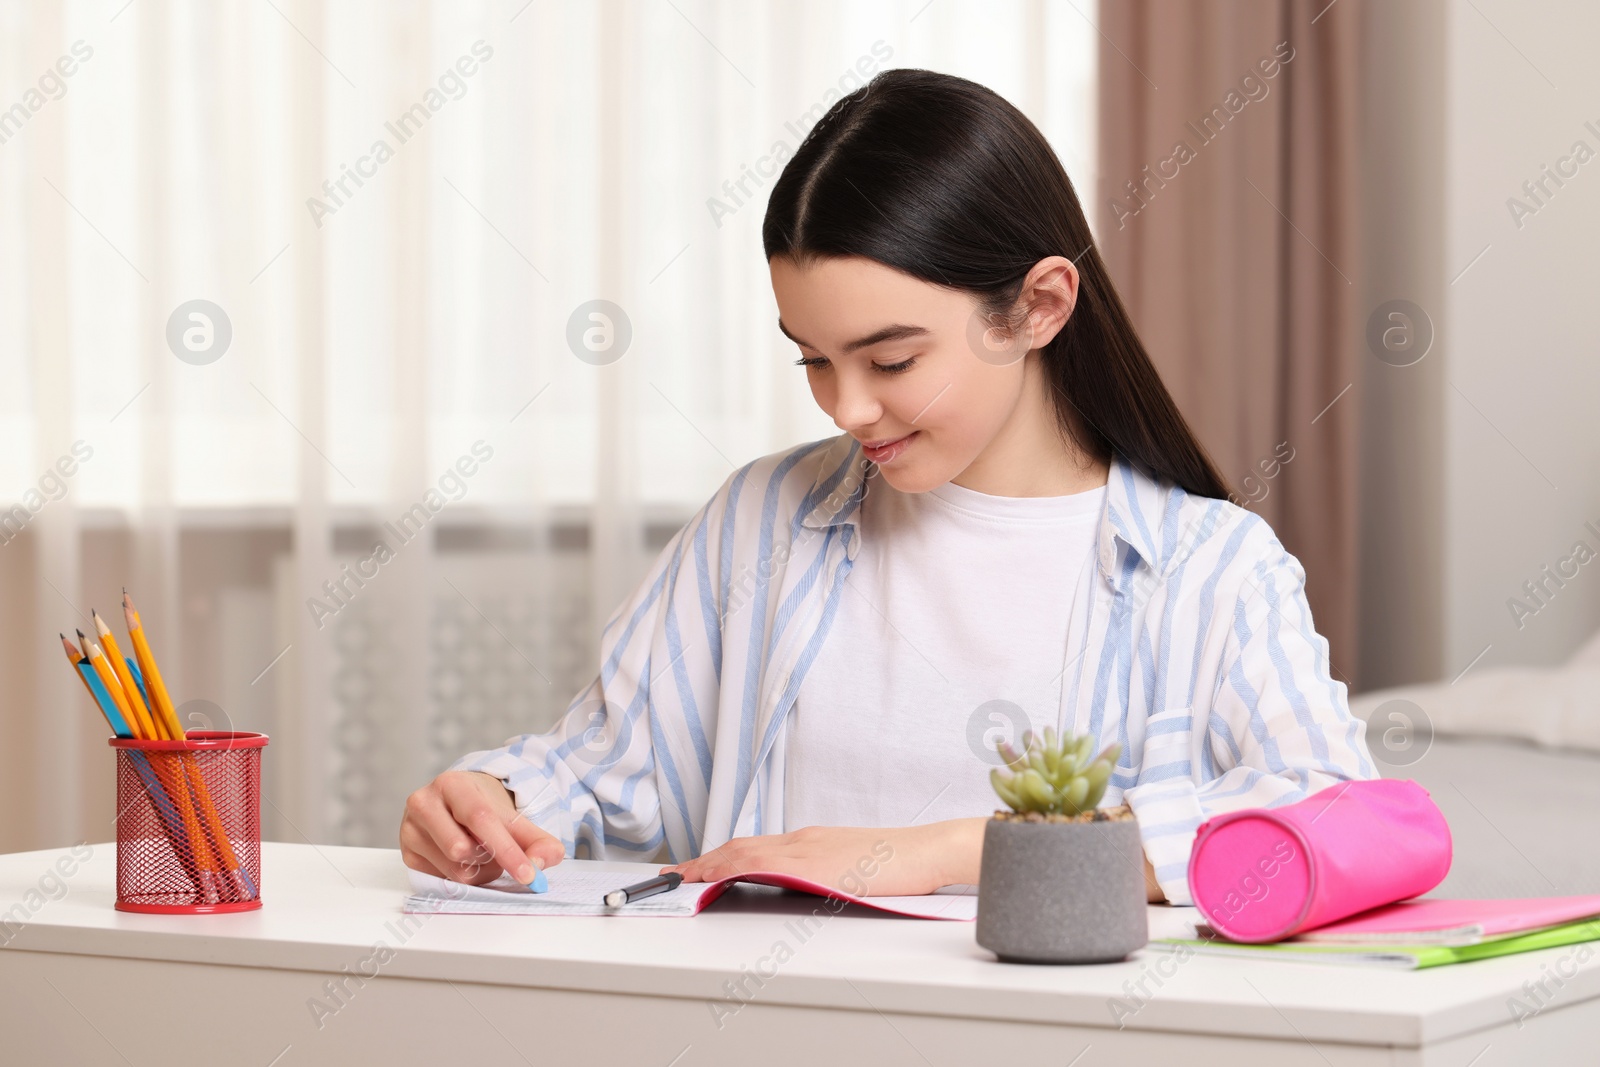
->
[110,731,267,914]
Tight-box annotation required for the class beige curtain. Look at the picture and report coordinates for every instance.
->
[1096,0,1364,685]
[0,1,1099,855]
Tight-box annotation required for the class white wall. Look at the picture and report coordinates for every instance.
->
[1442,0,1600,675]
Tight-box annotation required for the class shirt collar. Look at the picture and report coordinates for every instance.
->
[798,434,871,532]
[797,435,1188,592]
[1098,456,1180,591]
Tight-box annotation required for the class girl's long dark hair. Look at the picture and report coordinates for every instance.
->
[762,68,1229,501]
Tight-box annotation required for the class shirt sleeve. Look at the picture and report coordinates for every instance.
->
[1125,540,1378,906]
[447,501,721,862]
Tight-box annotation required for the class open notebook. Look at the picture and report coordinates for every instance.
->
[404,859,978,920]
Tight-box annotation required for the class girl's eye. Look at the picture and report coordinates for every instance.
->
[874,357,917,374]
[792,355,918,374]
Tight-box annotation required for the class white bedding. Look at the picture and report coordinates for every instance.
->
[1350,629,1600,755]
[1350,629,1600,898]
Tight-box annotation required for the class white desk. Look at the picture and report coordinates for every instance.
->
[2,842,1597,1065]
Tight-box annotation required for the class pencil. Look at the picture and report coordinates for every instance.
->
[93,610,165,741]
[81,632,153,741]
[65,635,203,894]
[62,634,133,739]
[123,591,253,901]
[109,603,225,900]
[92,635,217,895]
[122,592,184,741]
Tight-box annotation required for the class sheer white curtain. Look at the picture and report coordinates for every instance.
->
[0,0,1095,852]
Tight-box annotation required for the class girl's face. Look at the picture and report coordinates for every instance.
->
[769,254,1073,493]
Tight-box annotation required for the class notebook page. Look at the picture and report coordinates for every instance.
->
[403,863,980,919]
[406,865,715,915]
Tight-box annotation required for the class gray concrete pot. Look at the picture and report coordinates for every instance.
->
[976,815,1149,964]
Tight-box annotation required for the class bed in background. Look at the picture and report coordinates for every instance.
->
[1349,631,1600,899]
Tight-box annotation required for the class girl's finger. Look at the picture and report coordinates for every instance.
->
[400,844,444,879]
[505,809,565,871]
[409,785,483,869]
[446,783,542,883]
[400,819,467,881]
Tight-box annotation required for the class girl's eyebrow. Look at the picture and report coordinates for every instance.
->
[777,319,931,353]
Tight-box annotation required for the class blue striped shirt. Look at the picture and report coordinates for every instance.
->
[452,433,1376,905]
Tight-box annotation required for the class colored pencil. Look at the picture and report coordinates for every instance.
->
[122,592,184,741]
[81,633,155,741]
[93,610,165,740]
[63,635,203,894]
[62,634,133,739]
[123,592,254,901]
[95,619,221,901]
[83,660,201,888]
[59,594,257,903]
[115,643,226,902]
[79,630,131,723]
[91,636,217,898]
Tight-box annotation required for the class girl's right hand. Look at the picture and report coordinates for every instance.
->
[400,770,565,885]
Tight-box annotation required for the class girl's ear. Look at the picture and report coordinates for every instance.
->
[1017,256,1080,350]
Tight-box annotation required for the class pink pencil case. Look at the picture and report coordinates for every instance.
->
[1187,778,1452,943]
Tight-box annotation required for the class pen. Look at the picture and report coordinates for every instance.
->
[603,871,683,908]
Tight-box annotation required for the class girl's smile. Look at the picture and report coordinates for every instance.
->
[859,431,919,464]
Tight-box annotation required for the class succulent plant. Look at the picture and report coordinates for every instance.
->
[990,727,1122,816]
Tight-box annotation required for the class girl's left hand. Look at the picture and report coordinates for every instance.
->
[660,820,985,896]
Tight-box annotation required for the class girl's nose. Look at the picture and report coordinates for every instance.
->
[831,376,884,434]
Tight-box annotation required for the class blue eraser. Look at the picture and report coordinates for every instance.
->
[530,867,548,893]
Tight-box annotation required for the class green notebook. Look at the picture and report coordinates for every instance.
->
[1153,917,1600,970]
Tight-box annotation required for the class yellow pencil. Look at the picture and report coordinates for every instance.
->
[85,634,211,881]
[122,591,184,741]
[93,609,166,740]
[67,633,209,894]
[123,590,250,901]
[117,595,222,894]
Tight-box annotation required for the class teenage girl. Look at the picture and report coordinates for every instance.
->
[400,69,1374,906]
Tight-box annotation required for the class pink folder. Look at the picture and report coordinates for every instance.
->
[1294,895,1600,945]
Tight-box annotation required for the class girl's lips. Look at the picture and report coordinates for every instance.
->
[860,431,918,464]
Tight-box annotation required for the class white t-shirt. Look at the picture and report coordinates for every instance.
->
[782,474,1106,830]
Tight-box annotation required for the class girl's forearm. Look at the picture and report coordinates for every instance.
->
[922,817,989,887]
